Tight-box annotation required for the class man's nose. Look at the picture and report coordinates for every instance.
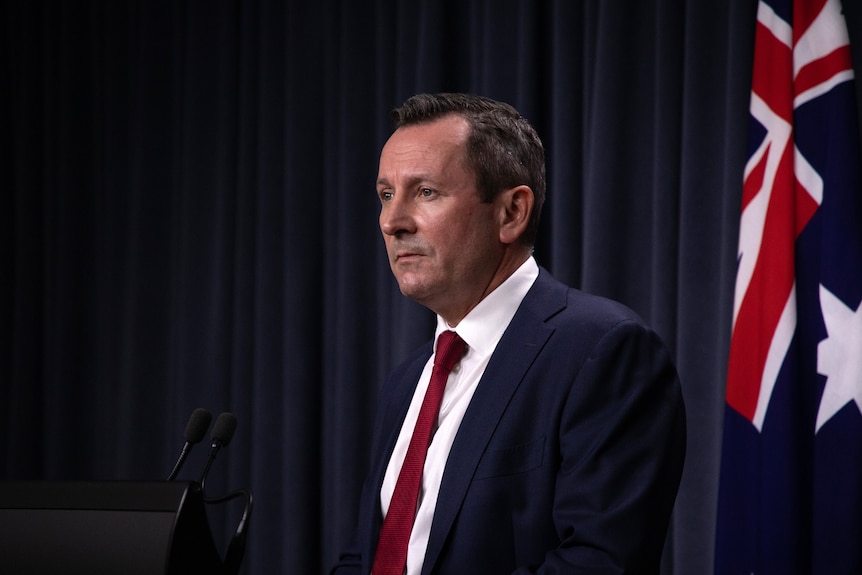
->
[380,195,415,236]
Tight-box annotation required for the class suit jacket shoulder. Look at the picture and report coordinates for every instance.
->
[424,267,685,574]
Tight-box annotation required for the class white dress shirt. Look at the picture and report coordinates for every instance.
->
[378,256,539,575]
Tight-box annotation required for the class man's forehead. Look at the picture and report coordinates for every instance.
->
[386,115,469,149]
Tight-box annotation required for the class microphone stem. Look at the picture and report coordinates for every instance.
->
[199,442,222,491]
[167,442,192,481]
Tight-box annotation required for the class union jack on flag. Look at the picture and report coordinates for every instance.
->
[716,0,862,573]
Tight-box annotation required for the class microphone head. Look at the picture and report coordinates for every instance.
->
[212,412,238,447]
[184,408,213,443]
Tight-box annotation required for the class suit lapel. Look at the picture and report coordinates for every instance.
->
[378,348,431,469]
[420,269,566,574]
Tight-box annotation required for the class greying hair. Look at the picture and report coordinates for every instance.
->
[391,93,545,248]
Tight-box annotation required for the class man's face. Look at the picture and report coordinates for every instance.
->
[376,115,504,324]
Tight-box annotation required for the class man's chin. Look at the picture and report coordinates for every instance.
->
[395,276,430,302]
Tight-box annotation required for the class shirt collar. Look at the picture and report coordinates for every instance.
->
[435,256,539,357]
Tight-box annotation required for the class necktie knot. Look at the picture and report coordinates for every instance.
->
[434,331,467,373]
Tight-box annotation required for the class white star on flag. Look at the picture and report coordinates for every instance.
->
[816,284,862,433]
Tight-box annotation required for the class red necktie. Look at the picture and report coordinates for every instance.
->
[371,330,467,575]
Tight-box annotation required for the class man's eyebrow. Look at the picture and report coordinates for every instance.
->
[381,172,438,186]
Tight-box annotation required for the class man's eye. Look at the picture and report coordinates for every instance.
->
[379,190,393,201]
[420,188,434,197]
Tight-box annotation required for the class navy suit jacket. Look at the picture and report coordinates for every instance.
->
[332,268,686,574]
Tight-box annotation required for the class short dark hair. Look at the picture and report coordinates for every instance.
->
[391,93,546,248]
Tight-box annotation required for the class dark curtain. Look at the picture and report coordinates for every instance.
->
[3,1,861,574]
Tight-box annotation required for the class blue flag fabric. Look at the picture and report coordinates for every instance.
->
[716,0,862,573]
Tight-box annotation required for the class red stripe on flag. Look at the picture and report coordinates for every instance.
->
[752,21,793,124]
[726,140,797,421]
[793,0,829,44]
[795,46,854,96]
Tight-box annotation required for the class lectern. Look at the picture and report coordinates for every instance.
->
[0,481,232,575]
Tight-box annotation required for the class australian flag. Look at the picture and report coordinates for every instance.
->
[715,0,862,573]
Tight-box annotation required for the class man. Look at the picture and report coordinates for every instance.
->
[331,93,686,574]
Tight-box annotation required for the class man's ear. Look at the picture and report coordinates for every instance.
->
[497,185,534,245]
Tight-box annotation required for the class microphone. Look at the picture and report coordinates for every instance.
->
[199,412,238,490]
[167,408,213,481]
